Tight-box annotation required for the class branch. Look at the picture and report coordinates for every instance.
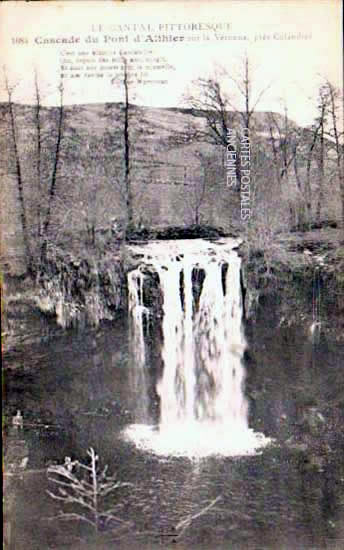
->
[47,477,93,497]
[47,490,95,513]
[251,82,272,114]
[3,66,31,264]
[99,510,133,526]
[47,512,95,528]
[99,481,132,497]
[41,80,65,254]
[175,496,222,537]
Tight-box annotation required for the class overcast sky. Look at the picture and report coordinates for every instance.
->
[1,0,342,127]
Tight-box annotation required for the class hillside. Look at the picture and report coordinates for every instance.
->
[0,101,342,275]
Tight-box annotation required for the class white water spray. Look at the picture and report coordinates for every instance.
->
[125,238,271,457]
[127,269,150,422]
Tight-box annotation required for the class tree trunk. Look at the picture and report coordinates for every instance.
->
[327,82,343,234]
[41,87,64,260]
[8,99,32,269]
[90,449,99,533]
[336,162,344,235]
[305,125,320,229]
[315,116,325,225]
[123,62,133,230]
[34,71,42,248]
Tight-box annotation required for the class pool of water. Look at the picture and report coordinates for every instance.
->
[4,319,344,549]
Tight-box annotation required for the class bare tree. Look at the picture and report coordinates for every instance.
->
[324,81,344,227]
[266,107,299,187]
[265,107,309,227]
[107,58,166,236]
[122,59,133,228]
[3,69,67,269]
[295,82,342,228]
[289,81,343,230]
[108,58,135,235]
[186,152,209,225]
[73,136,119,247]
[186,76,235,148]
[34,69,43,247]
[185,56,270,197]
[228,56,271,132]
[47,448,133,534]
[314,84,329,224]
[290,113,325,230]
[302,124,320,226]
[41,81,65,260]
[185,57,269,139]
[3,69,32,268]
[184,68,240,188]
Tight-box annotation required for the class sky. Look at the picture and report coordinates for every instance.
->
[0,0,342,127]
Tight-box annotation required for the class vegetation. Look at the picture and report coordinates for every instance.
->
[185,61,343,245]
[1,59,343,281]
[47,447,133,535]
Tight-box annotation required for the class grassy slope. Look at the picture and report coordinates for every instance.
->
[0,101,342,268]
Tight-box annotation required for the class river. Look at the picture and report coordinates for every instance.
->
[3,240,344,549]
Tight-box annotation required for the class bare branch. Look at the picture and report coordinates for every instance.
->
[41,79,65,258]
[47,448,130,534]
[176,495,222,530]
[251,82,273,114]
[3,66,32,267]
[47,512,95,528]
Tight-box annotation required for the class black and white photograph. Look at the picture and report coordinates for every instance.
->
[1,1,343,548]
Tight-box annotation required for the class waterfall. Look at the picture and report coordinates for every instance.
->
[127,269,150,422]
[125,238,270,457]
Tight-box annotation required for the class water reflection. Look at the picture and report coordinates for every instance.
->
[4,320,344,549]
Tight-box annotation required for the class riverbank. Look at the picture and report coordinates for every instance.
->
[3,303,344,550]
[2,242,125,354]
[241,226,344,343]
[3,226,344,550]
[2,226,343,356]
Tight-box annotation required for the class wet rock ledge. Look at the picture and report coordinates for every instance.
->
[3,246,126,352]
[2,226,343,353]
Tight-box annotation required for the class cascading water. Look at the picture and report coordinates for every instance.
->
[127,269,150,423]
[125,238,271,457]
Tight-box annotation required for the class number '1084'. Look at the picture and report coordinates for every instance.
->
[12,37,29,45]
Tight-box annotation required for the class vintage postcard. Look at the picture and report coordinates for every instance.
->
[1,1,343,549]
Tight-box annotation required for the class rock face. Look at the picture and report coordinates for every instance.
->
[35,250,125,329]
[240,234,344,343]
[127,224,228,242]
[3,248,126,352]
[3,229,343,354]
